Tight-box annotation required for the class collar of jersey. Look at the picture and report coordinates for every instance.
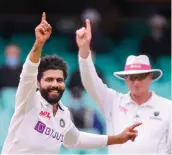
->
[124,91,156,108]
[37,90,64,111]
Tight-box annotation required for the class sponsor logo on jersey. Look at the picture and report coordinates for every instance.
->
[34,121,64,142]
[39,111,51,119]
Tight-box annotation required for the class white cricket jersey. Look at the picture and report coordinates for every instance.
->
[1,57,73,154]
[79,53,172,154]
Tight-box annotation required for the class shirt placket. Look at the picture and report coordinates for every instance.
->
[133,105,142,123]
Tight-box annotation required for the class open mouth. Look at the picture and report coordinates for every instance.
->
[49,90,59,95]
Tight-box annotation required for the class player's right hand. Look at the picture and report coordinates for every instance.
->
[35,12,52,45]
[116,122,142,144]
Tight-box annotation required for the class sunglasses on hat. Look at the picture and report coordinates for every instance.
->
[125,73,150,81]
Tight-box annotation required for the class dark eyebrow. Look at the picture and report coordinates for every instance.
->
[44,77,64,80]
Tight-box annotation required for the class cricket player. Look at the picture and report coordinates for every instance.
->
[1,13,141,154]
[77,19,172,154]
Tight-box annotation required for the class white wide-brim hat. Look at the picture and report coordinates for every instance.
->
[114,55,163,81]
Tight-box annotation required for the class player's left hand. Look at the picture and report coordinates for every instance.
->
[76,19,92,51]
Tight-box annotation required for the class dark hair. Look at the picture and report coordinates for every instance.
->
[37,55,68,81]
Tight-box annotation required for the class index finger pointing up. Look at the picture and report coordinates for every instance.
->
[85,19,91,33]
[41,12,46,21]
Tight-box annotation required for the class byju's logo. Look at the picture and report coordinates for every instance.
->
[34,121,46,133]
[34,121,64,142]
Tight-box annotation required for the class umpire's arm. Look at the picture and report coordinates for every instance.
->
[77,19,117,114]
[79,52,116,113]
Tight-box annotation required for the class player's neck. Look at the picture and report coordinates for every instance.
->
[52,103,58,116]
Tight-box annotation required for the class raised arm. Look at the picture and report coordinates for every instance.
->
[15,12,52,113]
[76,19,118,113]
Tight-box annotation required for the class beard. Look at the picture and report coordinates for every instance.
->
[39,86,65,105]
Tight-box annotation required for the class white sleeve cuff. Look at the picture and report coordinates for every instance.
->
[22,56,40,75]
[78,52,92,64]
[63,124,108,149]
[76,132,108,149]
[26,56,40,66]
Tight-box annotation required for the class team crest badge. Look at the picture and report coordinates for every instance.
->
[60,118,65,128]
[154,111,160,116]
